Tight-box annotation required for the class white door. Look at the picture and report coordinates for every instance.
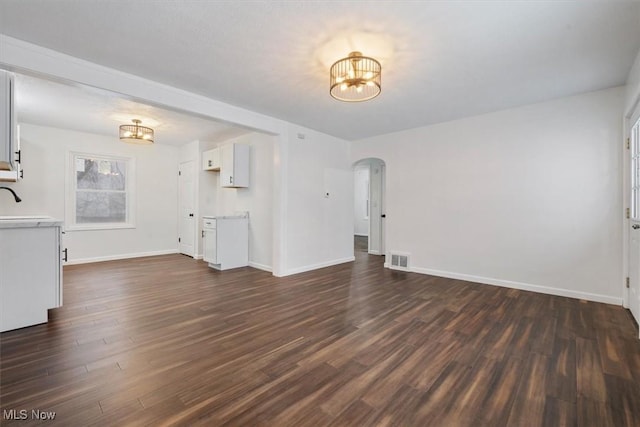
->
[380,163,386,255]
[353,166,370,237]
[629,116,640,333]
[368,160,385,255]
[629,220,640,328]
[178,160,196,257]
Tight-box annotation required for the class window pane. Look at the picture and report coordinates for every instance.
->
[76,191,126,223]
[76,158,126,191]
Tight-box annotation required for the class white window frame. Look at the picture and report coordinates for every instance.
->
[66,151,136,231]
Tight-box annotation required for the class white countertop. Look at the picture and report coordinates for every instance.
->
[203,213,249,219]
[0,216,64,229]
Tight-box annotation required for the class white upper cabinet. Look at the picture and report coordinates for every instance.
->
[220,143,249,188]
[0,70,19,182]
[202,147,221,171]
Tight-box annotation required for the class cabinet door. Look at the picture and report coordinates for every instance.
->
[202,148,221,171]
[0,227,59,332]
[202,150,212,170]
[0,70,12,166]
[220,144,234,187]
[220,144,249,188]
[203,229,217,264]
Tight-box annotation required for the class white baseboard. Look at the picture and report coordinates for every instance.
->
[194,254,203,260]
[249,261,273,272]
[65,249,179,265]
[286,256,355,276]
[384,264,621,305]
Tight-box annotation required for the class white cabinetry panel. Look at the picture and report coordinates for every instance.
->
[220,143,249,188]
[0,225,62,332]
[202,215,248,270]
[202,147,221,171]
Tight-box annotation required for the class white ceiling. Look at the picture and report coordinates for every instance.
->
[14,74,249,146]
[1,1,639,141]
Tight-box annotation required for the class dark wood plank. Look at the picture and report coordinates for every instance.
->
[1,251,638,426]
[576,337,608,402]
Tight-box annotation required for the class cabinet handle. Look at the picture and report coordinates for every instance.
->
[208,160,212,167]
[15,149,21,163]
[230,176,233,184]
[62,248,68,262]
[202,230,205,238]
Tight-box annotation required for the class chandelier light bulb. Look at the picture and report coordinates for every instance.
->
[119,119,154,144]
[329,51,381,102]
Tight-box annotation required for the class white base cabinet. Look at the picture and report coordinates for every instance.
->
[203,215,248,270]
[0,221,63,332]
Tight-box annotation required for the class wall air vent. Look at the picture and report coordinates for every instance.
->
[389,252,410,271]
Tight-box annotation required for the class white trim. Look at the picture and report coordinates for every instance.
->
[624,116,633,308]
[286,256,355,276]
[631,98,640,128]
[249,261,273,272]
[271,129,289,277]
[66,223,136,232]
[402,266,621,305]
[354,233,369,237]
[194,254,203,260]
[66,151,136,231]
[64,249,178,265]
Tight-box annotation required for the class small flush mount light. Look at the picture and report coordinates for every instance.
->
[330,51,381,102]
[119,119,154,144]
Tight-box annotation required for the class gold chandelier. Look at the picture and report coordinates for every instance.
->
[119,119,154,144]
[330,51,381,102]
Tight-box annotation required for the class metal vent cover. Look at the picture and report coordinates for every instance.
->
[390,253,410,271]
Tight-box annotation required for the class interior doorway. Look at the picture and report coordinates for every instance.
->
[353,158,386,257]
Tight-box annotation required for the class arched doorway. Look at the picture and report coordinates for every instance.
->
[352,158,386,257]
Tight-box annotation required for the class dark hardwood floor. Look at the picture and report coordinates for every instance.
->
[354,235,368,253]
[1,251,640,426]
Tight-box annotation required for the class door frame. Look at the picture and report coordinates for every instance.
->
[353,158,386,257]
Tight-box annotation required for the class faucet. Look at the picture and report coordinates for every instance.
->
[0,187,22,203]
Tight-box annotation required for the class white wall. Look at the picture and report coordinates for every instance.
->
[285,125,354,274]
[0,124,179,263]
[352,87,624,304]
[353,165,369,236]
[209,133,275,271]
[627,48,640,119]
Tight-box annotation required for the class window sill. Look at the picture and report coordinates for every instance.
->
[65,223,136,232]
